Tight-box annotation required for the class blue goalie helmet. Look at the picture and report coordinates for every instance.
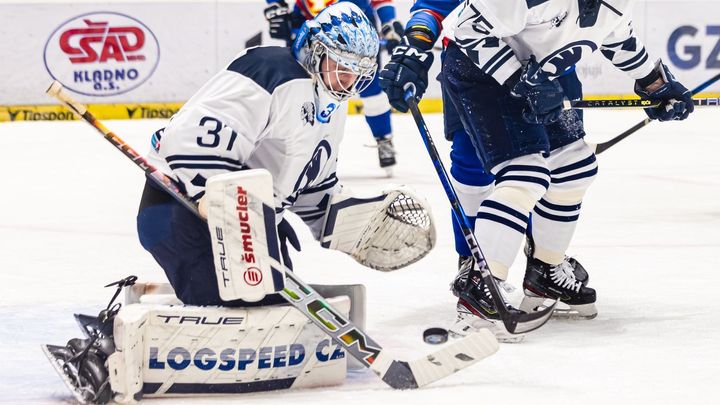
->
[293,2,379,101]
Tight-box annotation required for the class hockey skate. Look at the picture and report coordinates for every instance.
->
[520,256,598,319]
[42,276,136,404]
[43,336,115,404]
[449,256,526,343]
[376,137,396,176]
[524,235,589,286]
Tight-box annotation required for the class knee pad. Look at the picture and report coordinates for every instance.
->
[545,140,598,202]
[491,153,550,211]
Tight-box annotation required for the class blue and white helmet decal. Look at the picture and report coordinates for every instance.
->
[293,2,379,71]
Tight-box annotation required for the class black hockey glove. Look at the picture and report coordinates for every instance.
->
[277,217,301,271]
[634,62,694,121]
[510,55,566,125]
[379,38,434,113]
[381,20,405,53]
[264,1,293,44]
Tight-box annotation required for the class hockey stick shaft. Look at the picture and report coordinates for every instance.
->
[405,92,555,335]
[47,80,497,389]
[564,97,720,109]
[595,72,720,154]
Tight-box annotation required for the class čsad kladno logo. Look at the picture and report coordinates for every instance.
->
[44,11,160,96]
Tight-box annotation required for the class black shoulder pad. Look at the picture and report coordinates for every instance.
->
[227,47,310,93]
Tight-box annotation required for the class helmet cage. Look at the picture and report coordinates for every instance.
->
[308,40,377,102]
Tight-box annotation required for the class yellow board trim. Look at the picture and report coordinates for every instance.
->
[3,93,719,122]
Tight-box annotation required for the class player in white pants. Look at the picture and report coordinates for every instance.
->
[381,0,694,340]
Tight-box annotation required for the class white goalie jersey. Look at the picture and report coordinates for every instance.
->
[446,0,656,83]
[146,46,345,237]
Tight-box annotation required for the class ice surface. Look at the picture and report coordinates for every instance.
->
[1,109,718,404]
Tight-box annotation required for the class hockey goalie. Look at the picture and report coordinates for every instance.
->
[42,3,438,403]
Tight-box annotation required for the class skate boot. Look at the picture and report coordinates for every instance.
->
[43,321,116,403]
[449,256,526,343]
[376,137,396,176]
[42,276,136,404]
[520,256,597,319]
[524,235,588,285]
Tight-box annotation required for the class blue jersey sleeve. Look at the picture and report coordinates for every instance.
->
[405,0,463,48]
[409,0,462,16]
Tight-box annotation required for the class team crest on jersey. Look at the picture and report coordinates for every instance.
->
[540,40,599,77]
[301,102,315,126]
[150,128,163,152]
[292,140,332,194]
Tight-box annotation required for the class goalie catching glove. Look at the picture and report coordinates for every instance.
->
[319,187,436,271]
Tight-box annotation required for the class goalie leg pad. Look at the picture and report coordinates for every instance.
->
[109,297,352,401]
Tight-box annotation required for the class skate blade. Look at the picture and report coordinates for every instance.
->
[520,296,597,320]
[552,304,598,320]
[449,316,525,344]
[42,344,94,404]
[383,166,394,177]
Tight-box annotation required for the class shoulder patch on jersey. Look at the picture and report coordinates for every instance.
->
[301,102,315,126]
[227,47,310,93]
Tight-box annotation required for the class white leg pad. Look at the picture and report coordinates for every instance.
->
[109,296,352,401]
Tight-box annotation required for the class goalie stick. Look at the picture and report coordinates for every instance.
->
[46,80,499,390]
[405,92,557,335]
[594,72,720,154]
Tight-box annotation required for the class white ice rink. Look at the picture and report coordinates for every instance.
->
[1,109,718,404]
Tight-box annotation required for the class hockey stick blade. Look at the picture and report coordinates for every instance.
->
[469,264,555,334]
[280,269,498,388]
[371,329,498,389]
[486,278,556,334]
[47,80,497,390]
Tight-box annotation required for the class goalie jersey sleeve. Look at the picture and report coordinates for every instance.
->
[146,46,348,232]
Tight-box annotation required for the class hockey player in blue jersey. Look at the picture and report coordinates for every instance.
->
[264,0,404,174]
[380,0,694,340]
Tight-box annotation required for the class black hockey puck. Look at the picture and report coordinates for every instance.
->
[423,327,449,345]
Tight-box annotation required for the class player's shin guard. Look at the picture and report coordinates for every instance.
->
[521,140,598,318]
[449,171,494,257]
[473,154,550,280]
[449,154,550,341]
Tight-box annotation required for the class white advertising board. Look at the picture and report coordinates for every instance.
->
[1,0,719,119]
